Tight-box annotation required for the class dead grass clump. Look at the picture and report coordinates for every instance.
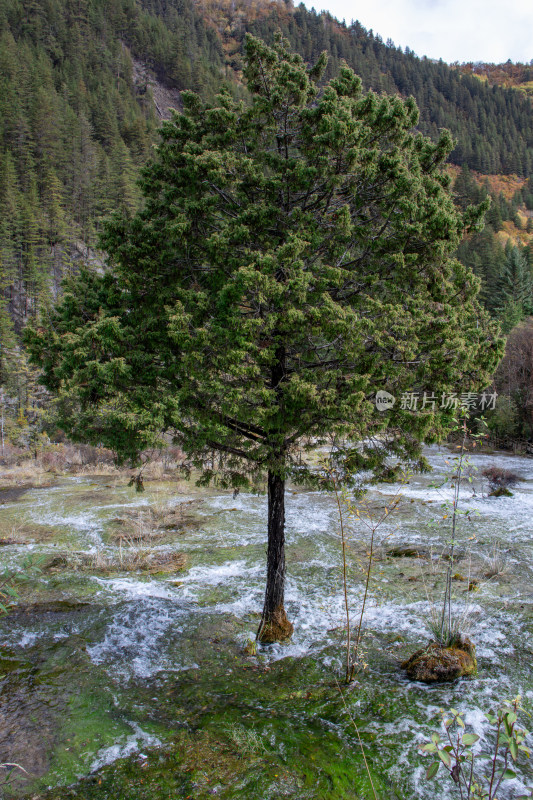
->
[481,542,509,579]
[152,498,200,529]
[0,463,52,489]
[482,466,523,492]
[43,554,69,570]
[110,510,158,543]
[0,521,36,545]
[134,550,187,574]
[3,523,59,544]
[44,548,187,574]
[75,463,121,478]
[83,549,186,574]
[109,500,201,544]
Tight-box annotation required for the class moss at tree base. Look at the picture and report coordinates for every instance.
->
[257,605,294,643]
[401,637,477,683]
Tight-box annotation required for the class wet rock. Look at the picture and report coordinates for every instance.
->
[489,487,514,497]
[0,665,67,788]
[16,600,93,615]
[401,636,476,683]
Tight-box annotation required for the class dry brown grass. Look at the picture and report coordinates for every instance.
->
[0,519,23,540]
[109,499,201,544]
[1,442,188,486]
[44,548,187,575]
[90,548,186,574]
[480,542,509,580]
[0,463,53,489]
[41,498,197,575]
[4,523,60,543]
[75,463,122,477]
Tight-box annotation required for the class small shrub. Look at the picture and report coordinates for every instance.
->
[0,443,26,467]
[482,466,522,492]
[78,444,115,466]
[420,697,533,800]
[40,446,66,469]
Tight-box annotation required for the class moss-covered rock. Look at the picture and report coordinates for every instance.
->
[401,636,477,683]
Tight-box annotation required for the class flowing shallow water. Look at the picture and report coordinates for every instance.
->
[0,446,532,799]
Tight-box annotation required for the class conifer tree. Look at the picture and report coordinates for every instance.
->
[497,245,532,332]
[27,35,501,642]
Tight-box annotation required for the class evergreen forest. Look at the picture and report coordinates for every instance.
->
[1,0,533,434]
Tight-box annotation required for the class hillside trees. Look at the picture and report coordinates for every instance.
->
[27,35,501,642]
[491,318,533,438]
[0,0,234,360]
[247,5,533,175]
[452,165,533,329]
[1,0,533,379]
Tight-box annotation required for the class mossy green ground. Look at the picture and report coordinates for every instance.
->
[0,453,532,800]
[1,613,398,800]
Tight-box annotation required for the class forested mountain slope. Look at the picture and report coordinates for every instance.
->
[1,0,533,418]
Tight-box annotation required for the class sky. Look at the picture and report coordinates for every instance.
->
[301,0,533,64]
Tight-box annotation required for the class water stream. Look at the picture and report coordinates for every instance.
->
[0,446,532,799]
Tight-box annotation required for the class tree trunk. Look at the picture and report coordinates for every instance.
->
[256,469,293,643]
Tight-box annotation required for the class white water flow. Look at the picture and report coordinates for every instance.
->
[1,445,532,797]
